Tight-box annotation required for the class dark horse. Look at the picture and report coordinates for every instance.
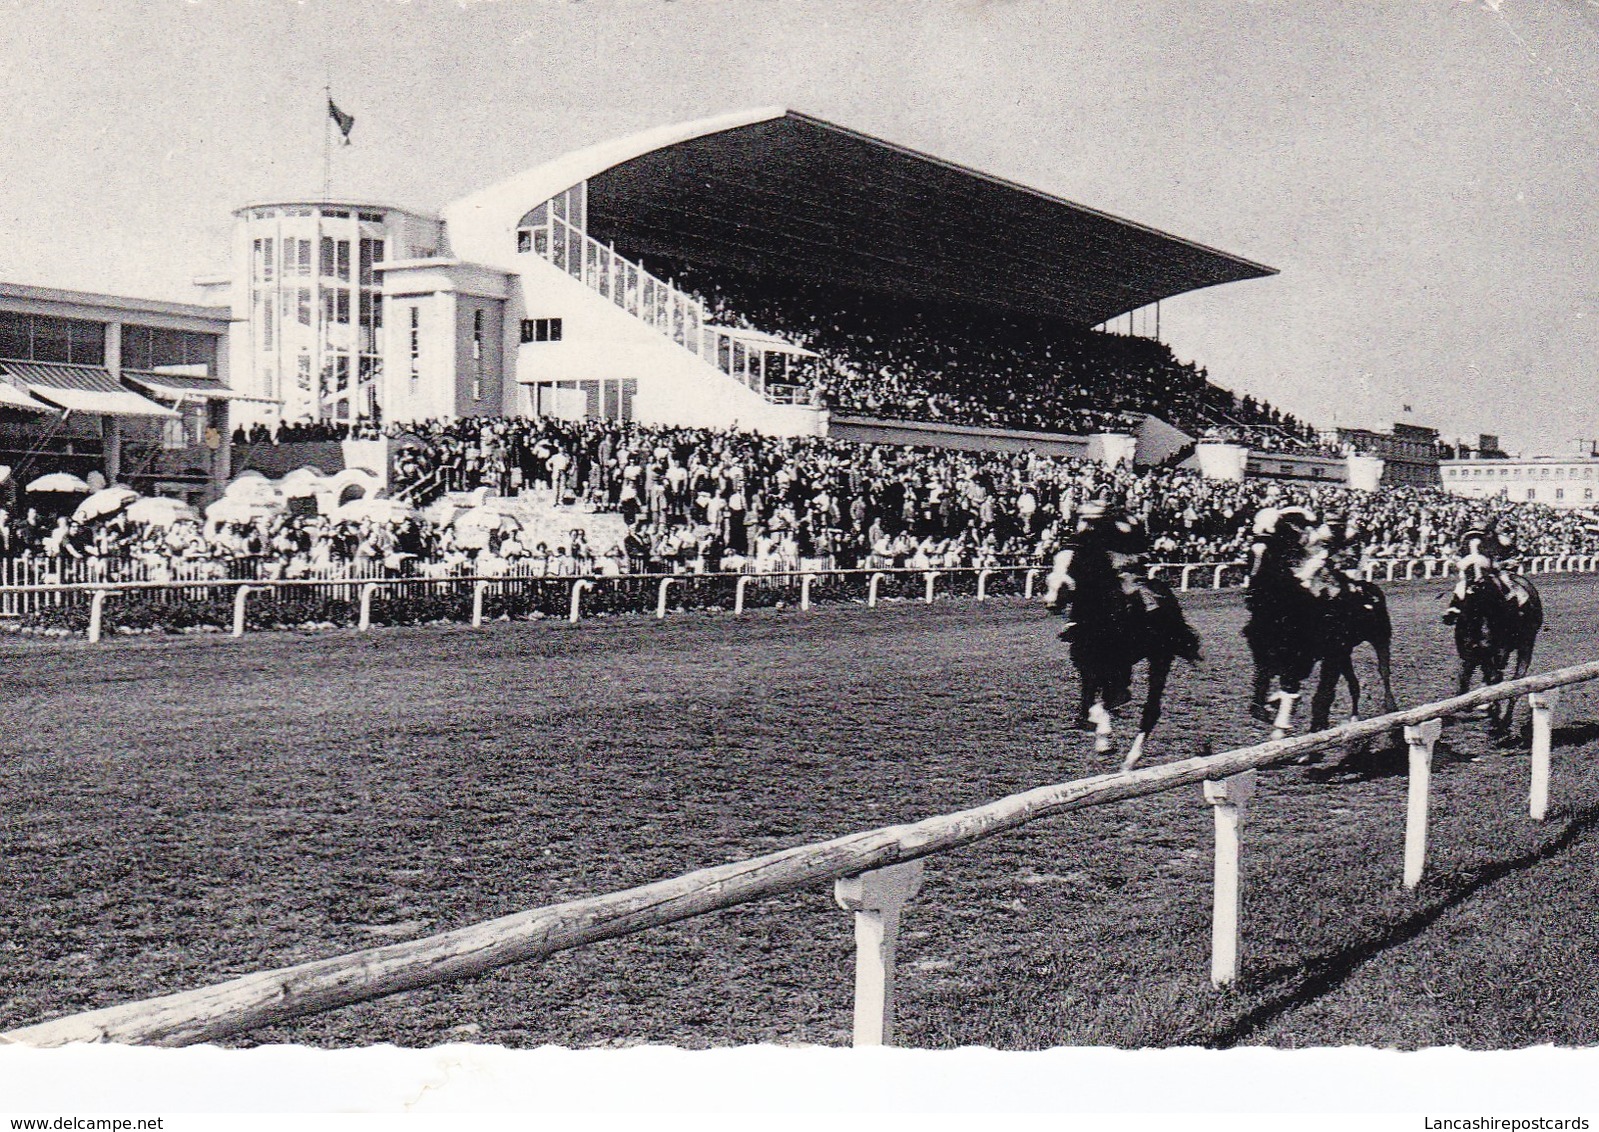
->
[1244,514,1397,739]
[1045,542,1202,771]
[1454,567,1542,735]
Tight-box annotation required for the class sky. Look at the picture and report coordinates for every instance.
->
[2,0,1598,454]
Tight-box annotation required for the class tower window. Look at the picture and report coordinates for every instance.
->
[519,317,562,343]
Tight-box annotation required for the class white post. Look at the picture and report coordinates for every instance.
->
[358,583,377,632]
[868,572,885,608]
[833,860,924,1046]
[656,577,676,619]
[471,580,488,628]
[977,569,993,601]
[87,589,109,644]
[734,574,753,616]
[1180,564,1200,592]
[1529,689,1560,821]
[1403,560,1417,581]
[1203,769,1256,988]
[1214,562,1232,589]
[1024,568,1041,599]
[1385,561,1399,582]
[1363,561,1378,582]
[923,571,940,604]
[231,585,252,638]
[568,578,593,623]
[1403,719,1443,889]
[801,573,818,611]
[1423,559,1436,579]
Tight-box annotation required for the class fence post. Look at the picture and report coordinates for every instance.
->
[801,573,818,612]
[231,586,252,639]
[1024,568,1041,600]
[655,577,677,619]
[734,574,753,616]
[1204,769,1255,988]
[357,583,378,632]
[1363,561,1378,582]
[977,568,993,602]
[568,578,594,623]
[1213,563,1230,589]
[1180,564,1200,592]
[868,572,886,608]
[1403,560,1417,581]
[472,580,488,628]
[1423,559,1436,579]
[1384,561,1398,582]
[833,859,924,1047]
[923,571,940,604]
[87,589,110,644]
[1402,720,1443,889]
[1529,689,1560,821]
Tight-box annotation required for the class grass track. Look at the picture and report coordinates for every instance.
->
[2,576,1597,1049]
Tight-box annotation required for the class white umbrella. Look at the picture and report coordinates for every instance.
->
[453,507,521,534]
[279,467,327,496]
[26,472,92,493]
[72,486,140,523]
[422,498,463,528]
[333,497,419,525]
[126,497,199,527]
[223,477,285,507]
[205,497,275,525]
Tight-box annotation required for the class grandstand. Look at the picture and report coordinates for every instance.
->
[433,108,1288,450]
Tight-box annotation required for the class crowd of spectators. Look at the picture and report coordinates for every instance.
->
[5,415,1597,584]
[647,259,1331,451]
[381,415,1599,574]
[233,420,385,446]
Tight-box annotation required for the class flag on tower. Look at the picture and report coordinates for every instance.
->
[328,99,355,145]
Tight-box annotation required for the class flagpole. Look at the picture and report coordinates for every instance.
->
[322,83,332,200]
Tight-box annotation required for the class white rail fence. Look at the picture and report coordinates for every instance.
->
[5,659,1595,1049]
[4,555,1597,642]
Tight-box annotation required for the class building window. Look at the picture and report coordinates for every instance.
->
[358,237,384,285]
[297,239,312,276]
[1556,488,1565,500]
[409,306,420,382]
[519,317,562,343]
[1528,488,1537,500]
[298,288,312,327]
[517,230,532,253]
[359,211,384,223]
[472,309,483,360]
[262,238,275,282]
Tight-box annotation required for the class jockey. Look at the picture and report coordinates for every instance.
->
[1443,520,1525,623]
[1074,499,1164,612]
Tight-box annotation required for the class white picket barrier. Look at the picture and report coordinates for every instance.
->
[7,658,1595,1049]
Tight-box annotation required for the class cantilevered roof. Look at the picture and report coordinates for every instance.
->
[0,362,176,417]
[445,109,1275,325]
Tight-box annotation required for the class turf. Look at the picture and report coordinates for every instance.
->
[2,576,1597,1050]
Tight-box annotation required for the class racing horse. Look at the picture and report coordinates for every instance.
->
[1453,564,1542,736]
[1044,538,1202,772]
[1244,508,1398,741]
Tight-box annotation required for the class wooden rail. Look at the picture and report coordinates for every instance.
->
[7,657,1597,1049]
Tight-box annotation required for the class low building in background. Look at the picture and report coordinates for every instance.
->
[1440,453,1599,509]
[0,282,245,505]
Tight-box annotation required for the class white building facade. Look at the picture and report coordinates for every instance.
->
[1440,456,1599,508]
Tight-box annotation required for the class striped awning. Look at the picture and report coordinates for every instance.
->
[0,361,176,418]
[123,369,250,402]
[0,381,54,412]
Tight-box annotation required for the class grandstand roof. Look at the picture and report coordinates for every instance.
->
[579,110,1278,324]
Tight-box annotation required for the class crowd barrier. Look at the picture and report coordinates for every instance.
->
[2,555,1596,642]
[5,657,1595,1049]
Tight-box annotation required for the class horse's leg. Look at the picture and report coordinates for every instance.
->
[1074,663,1095,731]
[1249,662,1275,723]
[1309,657,1341,732]
[1123,653,1171,772]
[1088,697,1116,755]
[1371,635,1397,715]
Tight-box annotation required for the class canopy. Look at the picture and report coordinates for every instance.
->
[25,472,92,493]
[1,362,176,418]
[0,382,54,412]
[123,370,247,402]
